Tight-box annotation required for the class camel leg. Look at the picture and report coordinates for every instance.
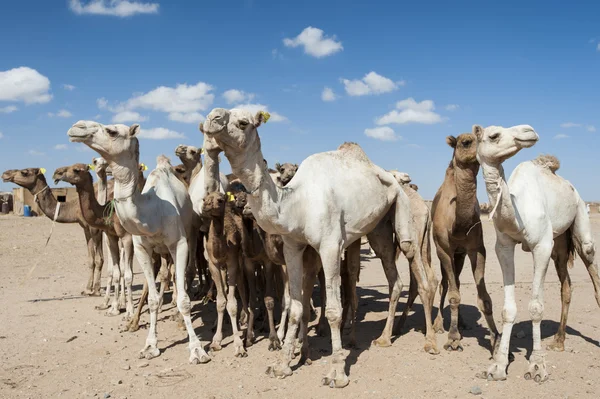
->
[395,268,418,333]
[547,233,571,352]
[170,259,177,306]
[436,246,462,351]
[315,268,328,336]
[299,257,319,365]
[196,233,209,296]
[572,203,600,307]
[267,240,305,379]
[97,232,114,310]
[127,255,161,332]
[454,252,468,331]
[185,229,197,298]
[121,234,135,319]
[171,237,211,364]
[225,250,247,358]
[481,232,516,381]
[82,226,96,295]
[263,260,281,351]
[135,239,161,360]
[342,241,361,348]
[208,259,227,351]
[105,236,123,317]
[469,243,499,353]
[277,263,291,344]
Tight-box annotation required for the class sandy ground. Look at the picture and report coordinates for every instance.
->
[1,214,599,399]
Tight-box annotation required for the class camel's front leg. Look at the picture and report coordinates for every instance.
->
[243,257,258,347]
[97,233,114,310]
[480,232,516,381]
[267,240,305,379]
[524,239,553,383]
[121,234,135,319]
[263,260,281,351]
[298,256,320,365]
[134,239,161,360]
[340,241,360,348]
[208,259,227,352]
[277,263,291,344]
[437,247,463,351]
[104,236,122,317]
[82,225,96,295]
[225,250,247,358]
[171,237,211,364]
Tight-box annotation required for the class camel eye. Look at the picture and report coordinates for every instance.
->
[489,132,500,141]
[462,140,472,147]
[239,120,249,128]
[21,171,29,176]
[106,128,118,137]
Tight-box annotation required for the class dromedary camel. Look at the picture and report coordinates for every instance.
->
[175,144,203,185]
[68,120,211,365]
[429,133,499,352]
[200,108,415,388]
[53,164,135,318]
[1,168,104,295]
[474,124,600,382]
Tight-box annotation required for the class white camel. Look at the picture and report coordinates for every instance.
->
[68,120,211,365]
[200,108,415,388]
[474,124,600,382]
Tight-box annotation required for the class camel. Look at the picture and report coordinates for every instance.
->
[1,168,104,295]
[200,108,415,387]
[274,162,299,186]
[53,164,135,318]
[175,144,203,185]
[429,133,499,353]
[202,190,249,357]
[474,124,600,382]
[68,120,211,365]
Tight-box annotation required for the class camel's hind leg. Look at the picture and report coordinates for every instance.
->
[572,202,600,307]
[263,260,281,351]
[433,268,448,333]
[208,260,227,352]
[121,234,135,319]
[225,250,247,358]
[339,241,360,348]
[547,232,571,352]
[97,233,114,310]
[276,264,291,344]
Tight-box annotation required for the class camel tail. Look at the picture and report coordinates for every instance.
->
[566,227,576,269]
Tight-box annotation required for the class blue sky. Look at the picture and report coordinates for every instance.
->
[1,0,599,201]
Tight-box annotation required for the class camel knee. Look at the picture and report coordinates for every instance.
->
[528,299,544,322]
[325,304,342,327]
[177,295,192,316]
[226,299,238,318]
[400,241,416,260]
[478,296,494,315]
[148,297,160,313]
[502,302,517,324]
[448,291,461,308]
[581,241,596,262]
[288,300,303,325]
[264,296,275,311]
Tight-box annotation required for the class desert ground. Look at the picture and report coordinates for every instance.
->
[1,214,599,399]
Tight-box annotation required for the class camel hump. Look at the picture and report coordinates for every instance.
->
[337,142,370,163]
[532,154,560,173]
[156,155,172,169]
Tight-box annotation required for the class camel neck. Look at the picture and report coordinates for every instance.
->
[96,172,108,205]
[481,161,514,223]
[453,161,479,223]
[75,177,107,228]
[30,177,79,223]
[109,158,139,201]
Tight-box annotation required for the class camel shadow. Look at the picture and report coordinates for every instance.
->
[434,302,494,353]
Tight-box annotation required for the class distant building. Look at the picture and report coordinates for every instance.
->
[11,187,79,216]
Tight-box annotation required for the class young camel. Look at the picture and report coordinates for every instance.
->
[68,120,211,365]
[201,108,415,388]
[53,164,135,318]
[175,144,203,185]
[474,124,600,382]
[430,133,499,353]
[1,168,104,295]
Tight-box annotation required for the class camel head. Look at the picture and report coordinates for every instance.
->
[92,157,110,179]
[2,168,45,189]
[202,191,226,218]
[233,191,248,213]
[446,133,478,166]
[53,164,92,187]
[275,162,299,186]
[175,145,202,164]
[389,170,412,185]
[173,164,187,179]
[473,124,539,165]
[408,183,419,192]
[68,120,140,163]
[200,108,269,153]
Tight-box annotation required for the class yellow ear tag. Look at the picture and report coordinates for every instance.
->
[260,111,271,123]
[39,168,46,174]
[88,164,95,171]
[227,192,235,202]
[141,163,148,171]
[200,148,204,154]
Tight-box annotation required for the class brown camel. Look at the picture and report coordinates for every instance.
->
[203,190,249,357]
[1,168,104,295]
[430,133,499,352]
[53,163,135,318]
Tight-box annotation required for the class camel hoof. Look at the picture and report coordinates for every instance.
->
[189,347,211,364]
[321,371,350,388]
[477,363,507,381]
[126,322,140,333]
[209,342,222,352]
[82,289,101,297]
[235,348,248,358]
[546,338,565,352]
[443,339,463,352]
[424,341,440,355]
[95,304,110,311]
[371,336,392,348]
[139,345,160,360]
[525,354,548,383]
[105,307,121,317]
[268,338,282,351]
[266,363,293,379]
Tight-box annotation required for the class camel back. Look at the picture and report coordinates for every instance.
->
[532,154,560,173]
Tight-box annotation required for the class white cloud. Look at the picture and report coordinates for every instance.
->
[54,144,68,150]
[283,26,343,58]
[560,122,582,128]
[112,111,147,123]
[342,72,400,96]
[0,132,3,139]
[554,134,569,140]
[587,125,596,132]
[376,98,443,125]
[97,98,109,109]
[63,84,76,91]
[0,67,52,104]
[138,127,186,140]
[321,87,337,102]
[48,109,73,118]
[69,0,159,17]
[364,126,400,141]
[223,89,254,104]
[445,104,459,111]
[0,105,18,113]
[168,112,204,123]
[28,150,45,156]
[234,103,287,122]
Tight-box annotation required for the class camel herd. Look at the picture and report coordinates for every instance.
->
[2,109,600,388]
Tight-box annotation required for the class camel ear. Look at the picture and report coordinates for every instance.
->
[129,124,140,137]
[275,162,282,172]
[254,111,270,127]
[446,136,457,148]
[472,125,483,141]
[198,121,205,135]
[293,164,298,169]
